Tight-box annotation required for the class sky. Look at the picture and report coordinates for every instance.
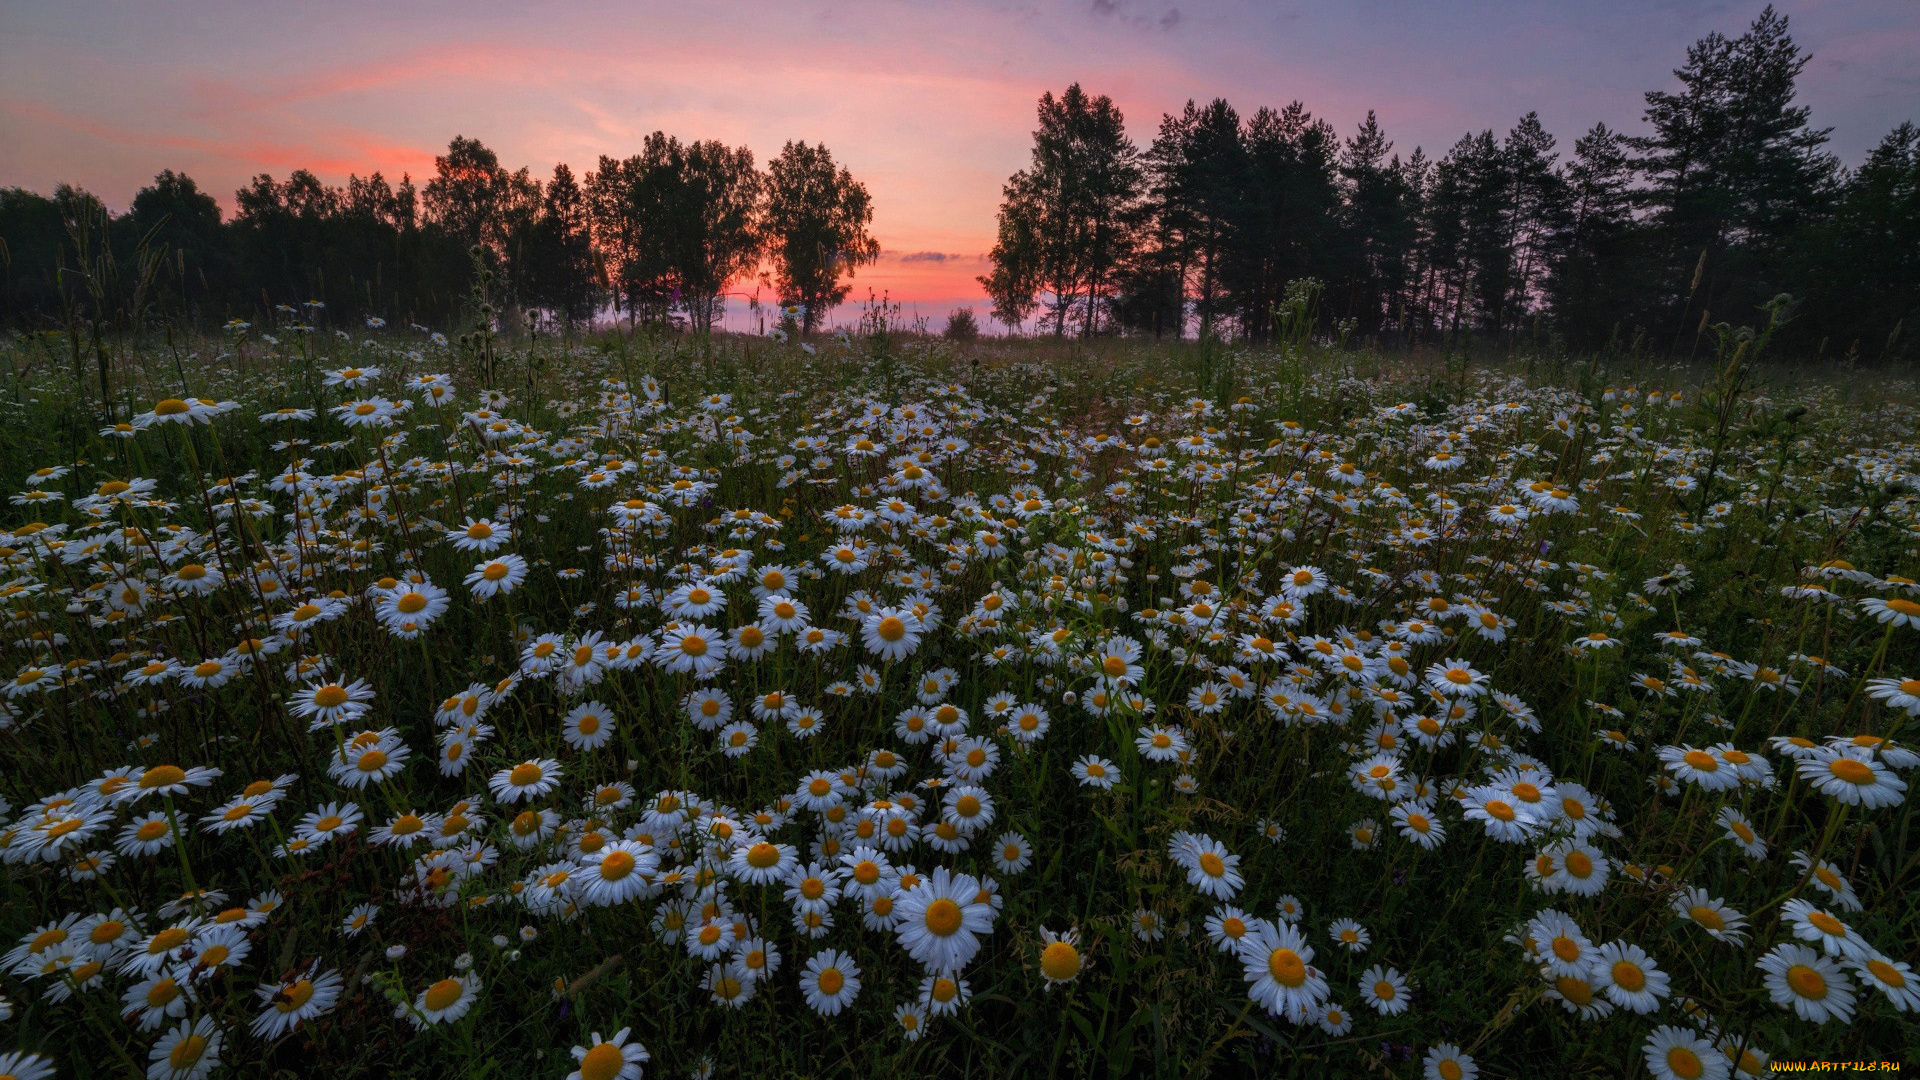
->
[3,0,1917,330]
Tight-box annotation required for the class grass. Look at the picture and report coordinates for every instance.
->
[0,318,1915,1079]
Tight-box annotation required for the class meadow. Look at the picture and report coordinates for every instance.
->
[0,314,1915,1079]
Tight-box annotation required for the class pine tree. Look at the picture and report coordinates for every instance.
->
[1499,113,1572,336]
[1630,5,1838,337]
[1338,112,1418,340]
[1549,123,1644,347]
[1223,102,1341,339]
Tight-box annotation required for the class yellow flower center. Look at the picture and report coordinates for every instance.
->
[423,978,464,1012]
[1807,912,1846,936]
[1610,961,1645,992]
[1267,948,1306,988]
[141,765,187,789]
[599,851,635,882]
[1785,964,1827,999]
[1827,759,1874,785]
[571,1043,629,1080]
[1041,941,1082,981]
[924,898,963,936]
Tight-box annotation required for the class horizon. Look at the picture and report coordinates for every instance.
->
[4,0,1916,329]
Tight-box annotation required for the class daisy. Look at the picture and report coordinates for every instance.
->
[405,973,480,1028]
[1670,887,1748,945]
[1460,786,1543,843]
[332,901,381,937]
[1590,940,1670,1014]
[250,964,345,1039]
[0,1053,54,1080]
[1716,807,1768,859]
[728,936,782,984]
[1329,918,1370,953]
[1865,675,1920,716]
[730,840,799,886]
[564,1030,649,1080]
[1361,964,1410,1014]
[116,813,177,857]
[991,832,1033,875]
[1073,756,1121,790]
[1423,1043,1479,1080]
[1850,951,1920,1011]
[1782,899,1871,959]
[118,764,223,803]
[893,1002,928,1041]
[1643,1026,1728,1080]
[784,862,843,915]
[148,1015,222,1080]
[489,759,562,804]
[1390,801,1446,848]
[1859,595,1920,628]
[1238,919,1327,1020]
[1316,1002,1354,1035]
[294,802,363,845]
[1757,943,1856,1024]
[894,867,996,972]
[1658,745,1741,792]
[716,720,758,756]
[861,608,924,663]
[1796,746,1907,808]
[799,948,862,1015]
[1173,833,1243,900]
[446,517,510,553]
[1135,725,1189,762]
[465,554,530,600]
[706,965,755,1008]
[124,968,197,1030]
[1038,926,1084,988]
[656,624,727,679]
[375,581,450,632]
[1424,658,1487,697]
[562,701,616,751]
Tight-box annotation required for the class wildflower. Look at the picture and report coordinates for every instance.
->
[1643,1026,1727,1080]
[567,1028,648,1080]
[1238,919,1327,1020]
[489,759,562,804]
[404,973,480,1028]
[1590,940,1670,1014]
[1757,943,1856,1024]
[894,867,996,972]
[799,948,862,1015]
[148,1016,223,1080]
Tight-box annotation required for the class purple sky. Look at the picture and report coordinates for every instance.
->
[3,0,1914,325]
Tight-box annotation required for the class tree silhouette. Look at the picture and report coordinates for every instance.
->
[985,85,1144,337]
[762,141,878,335]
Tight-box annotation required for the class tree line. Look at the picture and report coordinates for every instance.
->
[2,5,1914,356]
[981,6,1918,358]
[0,135,879,335]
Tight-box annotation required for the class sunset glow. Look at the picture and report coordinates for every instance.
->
[4,0,1914,323]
